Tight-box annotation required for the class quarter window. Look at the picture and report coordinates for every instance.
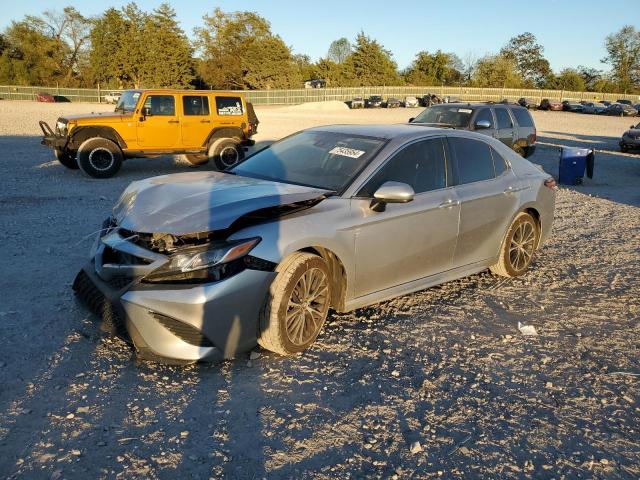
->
[183,96,210,115]
[474,108,494,128]
[495,108,513,129]
[216,96,244,116]
[358,139,447,197]
[449,137,495,184]
[510,107,534,127]
[143,95,175,116]
[491,148,508,176]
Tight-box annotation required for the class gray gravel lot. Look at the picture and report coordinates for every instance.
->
[0,101,639,479]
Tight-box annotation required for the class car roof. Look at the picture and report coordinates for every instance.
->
[428,102,525,110]
[122,88,244,97]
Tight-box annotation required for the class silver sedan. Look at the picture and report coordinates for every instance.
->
[74,124,556,363]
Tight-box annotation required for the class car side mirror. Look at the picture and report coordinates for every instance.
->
[142,106,152,117]
[631,125,636,129]
[475,119,491,129]
[408,117,415,123]
[371,181,415,212]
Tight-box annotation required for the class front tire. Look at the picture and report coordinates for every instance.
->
[490,212,540,277]
[54,147,78,169]
[208,138,244,170]
[77,138,123,178]
[258,253,332,356]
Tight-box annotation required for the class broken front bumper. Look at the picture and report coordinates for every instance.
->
[73,230,276,363]
[39,121,67,149]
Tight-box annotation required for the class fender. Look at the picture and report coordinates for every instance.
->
[203,126,247,147]
[69,126,127,151]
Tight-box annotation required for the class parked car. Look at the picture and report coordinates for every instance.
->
[617,99,633,106]
[35,92,56,103]
[73,124,556,363]
[40,89,259,177]
[562,100,584,113]
[366,95,384,108]
[606,103,638,117]
[403,96,419,108]
[634,103,640,113]
[350,97,365,109]
[409,102,537,157]
[104,91,121,104]
[539,99,563,111]
[386,97,402,108]
[620,122,640,152]
[420,94,442,107]
[518,98,537,109]
[582,102,608,114]
[601,100,612,107]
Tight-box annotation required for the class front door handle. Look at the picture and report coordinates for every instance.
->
[168,120,179,124]
[438,199,458,209]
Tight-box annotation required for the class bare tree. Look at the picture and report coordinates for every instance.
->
[43,7,91,82]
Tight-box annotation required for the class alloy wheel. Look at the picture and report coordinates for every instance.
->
[285,268,330,346]
[508,219,536,272]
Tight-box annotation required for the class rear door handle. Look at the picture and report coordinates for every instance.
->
[200,120,211,123]
[438,199,459,208]
[168,120,179,124]
[504,185,529,194]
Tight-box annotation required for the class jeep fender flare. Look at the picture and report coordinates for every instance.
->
[204,127,246,148]
[69,126,127,151]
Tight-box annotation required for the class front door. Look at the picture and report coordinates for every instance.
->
[494,107,515,148]
[447,137,520,267]
[352,138,460,298]
[136,94,181,149]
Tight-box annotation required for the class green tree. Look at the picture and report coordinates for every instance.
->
[88,8,128,87]
[404,50,462,85]
[194,8,300,89]
[327,37,351,64]
[602,25,640,93]
[472,54,524,88]
[547,68,586,91]
[500,32,551,87]
[311,58,354,86]
[343,32,400,86]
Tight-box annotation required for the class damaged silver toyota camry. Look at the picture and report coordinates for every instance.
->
[74,124,556,363]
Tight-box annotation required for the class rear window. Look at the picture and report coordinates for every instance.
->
[182,95,209,116]
[216,96,244,116]
[510,107,534,127]
[449,137,495,185]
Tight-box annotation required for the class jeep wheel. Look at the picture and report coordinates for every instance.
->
[208,138,244,170]
[54,147,78,169]
[183,154,209,166]
[77,138,123,178]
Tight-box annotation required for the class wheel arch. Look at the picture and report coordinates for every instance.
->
[204,127,246,147]
[296,246,348,313]
[69,126,127,151]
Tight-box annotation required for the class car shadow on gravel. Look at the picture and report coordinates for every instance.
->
[538,132,622,151]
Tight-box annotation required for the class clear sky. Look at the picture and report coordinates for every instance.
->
[1,0,636,72]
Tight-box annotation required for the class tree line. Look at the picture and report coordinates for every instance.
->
[0,3,638,94]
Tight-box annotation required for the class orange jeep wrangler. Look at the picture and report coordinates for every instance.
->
[40,89,259,178]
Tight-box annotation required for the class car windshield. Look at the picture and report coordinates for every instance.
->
[232,130,386,192]
[114,90,141,113]
[412,105,473,127]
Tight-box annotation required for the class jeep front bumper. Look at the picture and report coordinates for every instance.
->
[39,121,67,149]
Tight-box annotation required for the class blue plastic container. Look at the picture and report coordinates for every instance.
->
[559,147,594,185]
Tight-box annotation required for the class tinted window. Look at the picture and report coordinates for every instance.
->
[474,108,494,128]
[144,95,175,116]
[216,96,243,115]
[183,96,210,115]
[412,105,473,127]
[358,139,447,196]
[491,148,508,176]
[495,108,513,129]
[449,137,495,184]
[510,107,534,127]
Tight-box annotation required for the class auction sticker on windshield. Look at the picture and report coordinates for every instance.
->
[458,108,472,113]
[329,146,366,158]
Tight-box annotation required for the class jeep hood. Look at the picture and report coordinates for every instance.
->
[113,172,331,235]
[62,112,131,122]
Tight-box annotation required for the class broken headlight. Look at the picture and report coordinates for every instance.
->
[143,237,260,284]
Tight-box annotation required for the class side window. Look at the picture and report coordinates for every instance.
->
[216,96,244,116]
[474,108,494,128]
[143,95,175,116]
[449,137,495,185]
[510,107,534,127]
[495,108,513,129]
[182,96,210,116]
[491,148,508,176]
[358,139,447,197]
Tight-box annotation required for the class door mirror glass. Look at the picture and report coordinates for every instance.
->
[475,119,491,129]
[373,181,415,204]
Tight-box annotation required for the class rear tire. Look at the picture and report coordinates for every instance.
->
[77,138,123,179]
[490,212,539,277]
[208,138,244,170]
[54,147,78,169]
[182,154,209,166]
[258,253,332,356]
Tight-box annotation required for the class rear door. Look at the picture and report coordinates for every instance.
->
[351,138,460,297]
[136,94,180,148]
[494,107,515,148]
[180,94,212,148]
[448,137,521,268]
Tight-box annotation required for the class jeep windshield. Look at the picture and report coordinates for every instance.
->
[231,130,386,193]
[114,90,141,114]
[411,105,473,128]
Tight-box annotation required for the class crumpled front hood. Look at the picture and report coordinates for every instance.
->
[113,172,330,235]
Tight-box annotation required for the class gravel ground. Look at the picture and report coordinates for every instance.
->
[0,101,638,479]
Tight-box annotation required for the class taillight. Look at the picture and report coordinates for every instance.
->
[544,178,557,190]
